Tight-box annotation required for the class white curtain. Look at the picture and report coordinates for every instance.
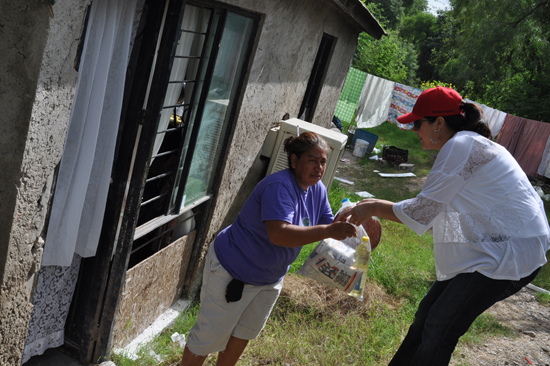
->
[23,0,141,362]
[42,0,138,266]
[22,255,81,364]
[356,73,395,128]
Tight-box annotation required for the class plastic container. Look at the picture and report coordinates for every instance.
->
[351,129,378,152]
[353,139,369,158]
[341,198,352,209]
[350,235,372,301]
[382,145,408,163]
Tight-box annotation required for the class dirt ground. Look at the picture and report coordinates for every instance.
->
[450,288,550,366]
[335,147,550,366]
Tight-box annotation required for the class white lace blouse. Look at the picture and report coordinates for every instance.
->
[393,131,550,281]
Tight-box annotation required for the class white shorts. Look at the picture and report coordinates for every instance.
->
[186,241,283,356]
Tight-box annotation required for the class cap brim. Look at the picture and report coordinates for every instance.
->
[397,111,422,124]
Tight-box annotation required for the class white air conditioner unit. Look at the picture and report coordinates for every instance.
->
[262,118,348,189]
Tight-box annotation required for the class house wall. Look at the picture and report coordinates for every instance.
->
[0,1,89,363]
[184,0,360,297]
[0,0,368,361]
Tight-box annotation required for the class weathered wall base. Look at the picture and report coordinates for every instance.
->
[112,231,196,348]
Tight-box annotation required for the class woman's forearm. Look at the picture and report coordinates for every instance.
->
[367,199,401,223]
[344,199,402,225]
[265,220,357,248]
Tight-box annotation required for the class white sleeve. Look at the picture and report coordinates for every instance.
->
[393,136,471,235]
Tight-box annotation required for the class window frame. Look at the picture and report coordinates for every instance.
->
[133,1,260,240]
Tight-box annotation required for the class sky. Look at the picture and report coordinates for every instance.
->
[426,0,451,15]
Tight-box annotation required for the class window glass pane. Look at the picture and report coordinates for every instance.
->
[169,8,221,212]
[181,12,254,207]
[137,5,212,227]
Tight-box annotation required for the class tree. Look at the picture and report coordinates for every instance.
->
[367,0,404,30]
[400,11,440,81]
[353,3,419,84]
[434,0,550,121]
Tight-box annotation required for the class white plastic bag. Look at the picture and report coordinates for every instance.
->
[335,200,368,249]
[171,332,186,348]
[297,236,371,297]
[296,199,373,298]
[297,250,363,293]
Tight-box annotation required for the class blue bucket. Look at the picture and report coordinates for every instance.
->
[351,129,378,153]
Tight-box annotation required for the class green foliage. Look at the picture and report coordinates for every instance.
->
[353,31,419,85]
[357,0,550,121]
[400,11,442,81]
[403,0,428,15]
[364,0,428,29]
[400,11,438,45]
[366,0,404,30]
[433,0,550,121]
[353,4,419,85]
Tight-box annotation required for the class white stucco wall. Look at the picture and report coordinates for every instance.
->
[0,1,89,363]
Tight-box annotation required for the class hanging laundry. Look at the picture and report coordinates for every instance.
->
[496,114,550,176]
[335,67,369,124]
[387,83,422,131]
[355,73,395,128]
[481,105,507,137]
[538,135,550,178]
[465,99,507,137]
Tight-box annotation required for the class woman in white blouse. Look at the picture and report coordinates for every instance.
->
[340,86,550,366]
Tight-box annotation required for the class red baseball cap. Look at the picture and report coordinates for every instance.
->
[397,86,463,124]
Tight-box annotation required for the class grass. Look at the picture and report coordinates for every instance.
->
[110,306,201,366]
[111,121,550,365]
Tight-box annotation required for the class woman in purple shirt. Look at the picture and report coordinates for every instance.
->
[181,131,356,366]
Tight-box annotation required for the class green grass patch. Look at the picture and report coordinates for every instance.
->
[246,300,406,365]
[367,221,434,303]
[110,304,201,366]
[337,122,434,203]
[535,292,550,306]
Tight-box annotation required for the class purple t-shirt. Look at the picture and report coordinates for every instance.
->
[215,169,334,286]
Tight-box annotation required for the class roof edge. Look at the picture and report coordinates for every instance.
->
[329,0,387,39]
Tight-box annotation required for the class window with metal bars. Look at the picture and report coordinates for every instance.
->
[129,2,256,267]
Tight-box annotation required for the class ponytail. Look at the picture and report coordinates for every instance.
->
[441,102,492,139]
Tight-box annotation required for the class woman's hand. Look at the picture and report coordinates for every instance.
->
[338,199,401,225]
[334,206,353,222]
[347,201,375,226]
[327,221,357,240]
[336,199,378,226]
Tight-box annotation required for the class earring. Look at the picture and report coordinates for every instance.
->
[430,130,442,144]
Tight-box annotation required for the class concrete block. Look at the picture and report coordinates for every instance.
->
[399,163,414,172]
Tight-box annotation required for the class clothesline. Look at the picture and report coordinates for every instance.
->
[334,68,550,179]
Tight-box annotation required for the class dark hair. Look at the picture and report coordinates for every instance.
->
[283,131,329,170]
[425,102,492,139]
